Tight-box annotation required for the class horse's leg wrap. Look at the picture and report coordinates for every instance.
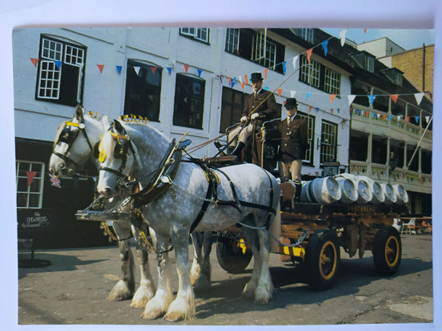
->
[107,238,135,301]
[131,224,156,308]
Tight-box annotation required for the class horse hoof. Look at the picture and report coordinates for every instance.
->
[107,292,132,301]
[130,301,147,309]
[193,276,211,291]
[164,312,186,322]
[254,296,269,305]
[141,309,164,320]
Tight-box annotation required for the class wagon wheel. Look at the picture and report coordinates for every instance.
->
[372,226,402,276]
[304,229,340,291]
[216,231,252,274]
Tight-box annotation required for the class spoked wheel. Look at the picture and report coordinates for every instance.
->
[304,229,340,291]
[372,226,401,276]
[216,231,252,274]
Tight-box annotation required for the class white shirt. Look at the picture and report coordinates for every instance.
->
[254,88,262,97]
[287,113,297,124]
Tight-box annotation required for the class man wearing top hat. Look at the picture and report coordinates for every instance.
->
[278,97,308,202]
[230,72,278,159]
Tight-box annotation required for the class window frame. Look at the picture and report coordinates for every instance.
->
[225,28,240,54]
[35,35,86,106]
[251,30,277,69]
[299,56,321,88]
[320,120,338,164]
[173,74,206,130]
[297,111,315,165]
[324,67,341,95]
[220,86,247,133]
[180,28,210,43]
[365,56,374,73]
[16,160,45,209]
[299,28,314,43]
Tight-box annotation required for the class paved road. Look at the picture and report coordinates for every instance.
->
[18,233,433,327]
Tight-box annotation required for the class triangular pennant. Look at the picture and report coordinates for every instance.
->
[197,69,202,77]
[389,115,393,121]
[292,56,299,70]
[322,40,329,56]
[54,61,62,70]
[277,89,283,97]
[368,95,376,105]
[264,86,269,90]
[228,77,232,86]
[133,66,141,75]
[347,95,356,105]
[219,76,223,83]
[329,94,336,103]
[414,93,424,105]
[282,61,287,74]
[390,94,399,103]
[306,92,311,100]
[425,116,430,123]
[167,67,172,74]
[241,82,245,89]
[371,113,376,118]
[331,108,334,113]
[406,116,410,122]
[97,64,104,73]
[290,90,296,98]
[316,107,319,112]
[337,108,340,113]
[415,116,420,123]
[306,48,313,63]
[116,65,123,74]
[244,75,248,84]
[383,114,387,121]
[397,115,402,121]
[238,76,242,84]
[364,28,367,34]
[184,64,190,72]
[150,67,157,75]
[309,106,312,113]
[30,58,39,67]
[233,77,237,85]
[340,28,348,46]
[26,171,37,187]
[264,68,268,79]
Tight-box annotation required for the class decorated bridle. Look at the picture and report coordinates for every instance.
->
[52,117,94,169]
[98,120,136,179]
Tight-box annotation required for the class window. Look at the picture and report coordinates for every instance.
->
[299,56,320,88]
[225,28,240,54]
[299,55,342,95]
[421,149,432,174]
[394,72,403,86]
[173,74,205,129]
[324,68,341,95]
[350,130,368,162]
[320,121,338,163]
[124,60,162,121]
[224,29,285,74]
[297,112,315,164]
[406,145,419,172]
[365,56,374,72]
[251,30,277,69]
[36,36,86,106]
[180,28,209,43]
[372,135,387,164]
[299,28,314,43]
[220,87,246,133]
[16,161,45,209]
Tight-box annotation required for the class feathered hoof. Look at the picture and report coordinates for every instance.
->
[193,275,210,292]
[141,309,165,320]
[130,285,155,308]
[107,281,133,301]
[241,282,257,299]
[164,311,194,322]
[253,287,272,305]
[130,300,148,309]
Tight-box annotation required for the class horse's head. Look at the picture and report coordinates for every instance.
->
[49,104,110,177]
[97,120,136,198]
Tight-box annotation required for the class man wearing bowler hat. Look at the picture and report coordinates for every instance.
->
[230,72,278,159]
[278,97,308,202]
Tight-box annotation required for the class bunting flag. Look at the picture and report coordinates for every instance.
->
[97,64,104,73]
[309,106,312,112]
[368,95,376,105]
[316,107,320,112]
[277,89,283,97]
[54,61,62,70]
[50,174,61,188]
[264,86,269,90]
[347,95,356,105]
[290,90,296,98]
[197,69,202,77]
[282,61,287,74]
[397,115,402,121]
[425,116,430,123]
[116,66,122,74]
[133,66,141,75]
[233,77,237,85]
[322,40,329,56]
[30,58,39,67]
[306,92,311,100]
[238,76,242,84]
[184,64,190,72]
[306,48,313,63]
[364,28,367,34]
[337,108,340,113]
[26,171,37,187]
[241,82,245,89]
[414,92,424,105]
[329,94,337,103]
[390,94,399,103]
[219,76,223,83]
[406,116,410,122]
[264,68,268,79]
[339,28,348,46]
[228,77,232,86]
[167,67,172,74]
[150,66,157,75]
[331,108,334,113]
[415,116,420,123]
[244,74,248,83]
[292,56,299,70]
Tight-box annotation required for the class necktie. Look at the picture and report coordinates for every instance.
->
[287,118,291,125]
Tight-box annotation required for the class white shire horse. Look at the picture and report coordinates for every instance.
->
[96,119,280,321]
[49,105,156,307]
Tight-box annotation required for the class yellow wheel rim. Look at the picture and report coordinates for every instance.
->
[319,241,337,280]
[385,236,400,268]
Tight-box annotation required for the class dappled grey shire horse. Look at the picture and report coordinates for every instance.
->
[96,119,280,321]
[49,106,213,307]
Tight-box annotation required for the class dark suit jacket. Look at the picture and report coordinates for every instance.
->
[278,116,308,161]
[242,89,278,127]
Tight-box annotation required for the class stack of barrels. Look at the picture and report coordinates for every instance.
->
[300,173,408,205]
